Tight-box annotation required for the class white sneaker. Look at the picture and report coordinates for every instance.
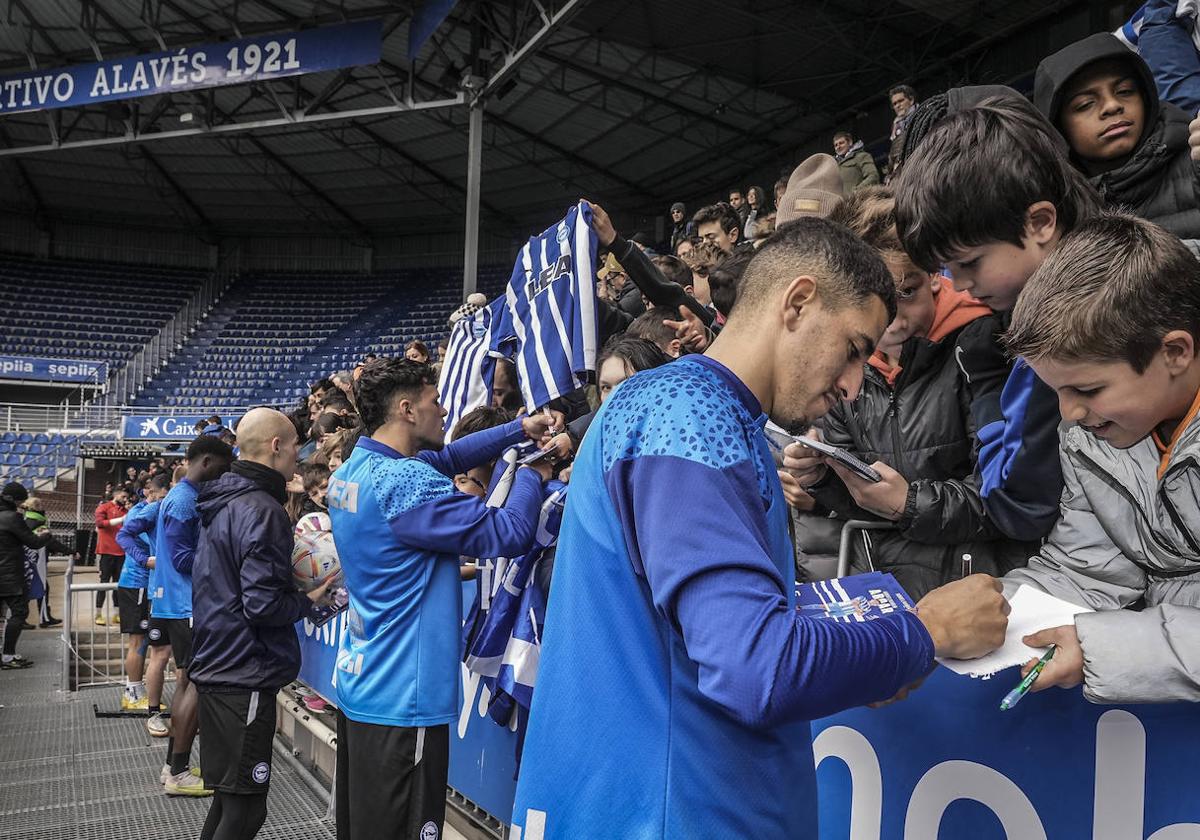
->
[164,768,210,797]
[145,712,169,738]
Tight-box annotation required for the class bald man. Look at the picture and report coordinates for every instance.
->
[190,409,331,840]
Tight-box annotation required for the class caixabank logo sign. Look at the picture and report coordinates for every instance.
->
[119,415,238,440]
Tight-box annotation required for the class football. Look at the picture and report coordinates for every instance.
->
[291,512,340,592]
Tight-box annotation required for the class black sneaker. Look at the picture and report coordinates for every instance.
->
[1,658,33,669]
[39,618,62,628]
[19,622,35,631]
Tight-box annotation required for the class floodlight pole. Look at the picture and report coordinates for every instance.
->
[463,98,483,301]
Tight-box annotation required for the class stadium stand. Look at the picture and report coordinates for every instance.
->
[133,266,509,407]
[0,254,207,370]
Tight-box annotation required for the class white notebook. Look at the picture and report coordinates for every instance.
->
[937,584,1093,678]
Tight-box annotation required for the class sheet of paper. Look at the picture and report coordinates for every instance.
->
[937,584,1093,678]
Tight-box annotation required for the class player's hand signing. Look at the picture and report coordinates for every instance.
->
[915,575,1009,660]
[1019,625,1084,692]
[522,410,564,443]
[827,459,910,522]
[781,430,827,486]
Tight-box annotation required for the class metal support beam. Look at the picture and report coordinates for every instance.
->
[477,0,590,101]
[463,102,483,300]
[0,96,465,157]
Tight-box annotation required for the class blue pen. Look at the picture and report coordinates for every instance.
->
[999,644,1056,711]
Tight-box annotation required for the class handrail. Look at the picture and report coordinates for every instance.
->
[0,400,288,433]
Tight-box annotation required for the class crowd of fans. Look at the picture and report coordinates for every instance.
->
[5,19,1200,839]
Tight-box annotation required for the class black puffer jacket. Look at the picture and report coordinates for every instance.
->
[808,311,1033,599]
[0,495,53,597]
[1034,32,1200,240]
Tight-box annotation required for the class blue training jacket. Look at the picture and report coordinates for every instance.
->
[151,478,200,618]
[512,355,934,839]
[328,419,546,727]
[115,500,159,590]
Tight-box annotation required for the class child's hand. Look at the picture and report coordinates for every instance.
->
[828,459,910,521]
[1020,625,1084,692]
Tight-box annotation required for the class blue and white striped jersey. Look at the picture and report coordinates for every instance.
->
[493,201,599,411]
[437,297,504,442]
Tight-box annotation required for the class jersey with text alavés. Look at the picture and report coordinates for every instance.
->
[511,355,934,839]
[151,478,200,618]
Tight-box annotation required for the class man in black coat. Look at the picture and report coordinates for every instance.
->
[190,408,329,840]
[0,482,54,668]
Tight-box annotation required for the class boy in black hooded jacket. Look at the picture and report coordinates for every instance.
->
[1035,31,1200,241]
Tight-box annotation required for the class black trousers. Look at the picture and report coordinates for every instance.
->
[96,554,124,607]
[335,712,449,840]
[1,592,29,654]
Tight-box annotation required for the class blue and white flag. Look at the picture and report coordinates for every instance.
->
[464,475,566,728]
[437,297,504,442]
[494,201,599,411]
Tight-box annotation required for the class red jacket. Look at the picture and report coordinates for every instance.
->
[94,501,126,556]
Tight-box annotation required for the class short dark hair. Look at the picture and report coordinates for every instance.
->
[322,394,354,413]
[340,425,364,463]
[310,377,335,395]
[148,474,170,492]
[708,248,755,317]
[833,130,854,142]
[735,216,897,322]
[1005,213,1200,373]
[186,434,234,463]
[313,411,357,438]
[597,334,671,376]
[889,84,917,101]
[301,462,331,495]
[692,202,741,235]
[451,405,513,442]
[627,307,681,353]
[207,414,223,425]
[651,255,692,290]
[894,97,1101,272]
[354,358,438,435]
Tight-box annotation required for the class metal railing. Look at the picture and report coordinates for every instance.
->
[61,563,124,691]
[0,401,285,434]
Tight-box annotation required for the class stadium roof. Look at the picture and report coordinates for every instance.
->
[0,0,1115,244]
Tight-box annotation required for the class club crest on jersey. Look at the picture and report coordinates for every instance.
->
[525,254,572,300]
[251,762,270,784]
[420,821,439,840]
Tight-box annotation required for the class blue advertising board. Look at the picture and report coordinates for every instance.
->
[812,667,1200,839]
[297,588,1200,836]
[119,414,239,440]
[0,354,106,383]
[295,582,521,820]
[0,19,381,116]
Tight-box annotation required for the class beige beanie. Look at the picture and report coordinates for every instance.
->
[775,154,845,226]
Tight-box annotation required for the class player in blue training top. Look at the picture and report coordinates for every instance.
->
[114,473,169,711]
[511,217,1011,839]
[150,435,232,797]
[327,358,561,840]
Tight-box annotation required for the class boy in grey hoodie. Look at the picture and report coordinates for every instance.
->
[1003,211,1200,704]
